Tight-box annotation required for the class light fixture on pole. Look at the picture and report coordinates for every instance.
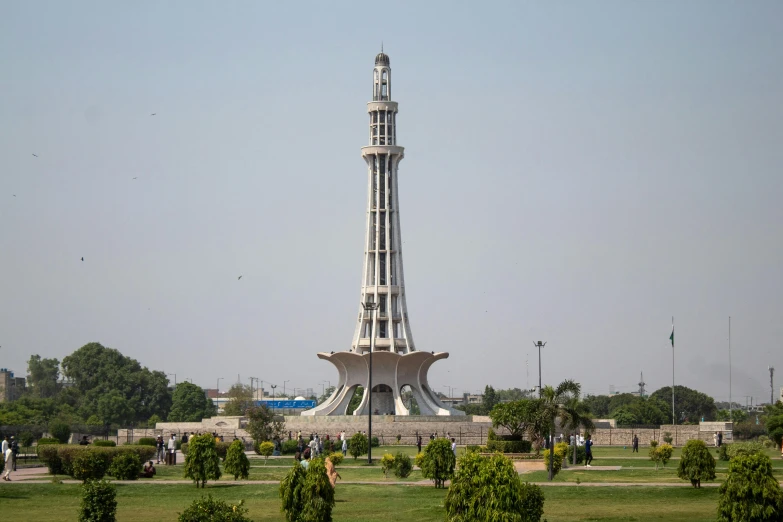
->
[534,341,546,398]
[271,384,277,408]
[284,380,290,397]
[362,301,379,464]
[168,373,177,386]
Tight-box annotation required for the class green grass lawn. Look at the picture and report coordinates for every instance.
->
[0,483,722,522]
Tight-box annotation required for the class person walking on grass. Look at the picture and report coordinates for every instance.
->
[2,446,12,481]
[584,435,594,467]
[341,438,347,456]
[632,434,639,453]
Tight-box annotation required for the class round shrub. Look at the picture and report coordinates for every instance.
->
[255,441,275,465]
[718,452,783,521]
[48,420,72,444]
[677,439,716,488]
[543,442,568,476]
[348,433,368,460]
[371,436,380,448]
[393,452,412,478]
[327,452,343,466]
[419,438,455,488]
[381,453,396,478]
[79,479,117,522]
[137,438,157,447]
[108,452,141,480]
[72,451,111,482]
[281,439,299,455]
[445,452,544,522]
[178,495,251,522]
[93,440,116,447]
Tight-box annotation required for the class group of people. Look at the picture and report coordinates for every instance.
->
[2,435,19,481]
[293,430,349,458]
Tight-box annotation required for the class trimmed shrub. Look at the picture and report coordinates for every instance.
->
[255,441,275,465]
[381,453,396,478]
[93,440,116,447]
[38,444,65,475]
[279,459,335,522]
[371,436,380,448]
[72,451,111,482]
[37,445,155,478]
[137,437,157,447]
[393,452,412,478]
[419,438,455,488]
[486,439,533,453]
[178,495,251,522]
[445,452,544,522]
[677,439,716,488]
[79,479,117,522]
[49,420,72,444]
[181,440,231,459]
[279,462,307,521]
[543,442,568,476]
[327,452,343,466]
[224,440,250,480]
[718,443,730,461]
[281,439,299,455]
[650,443,674,469]
[183,434,222,488]
[108,452,141,480]
[566,443,586,465]
[37,437,61,445]
[663,431,674,444]
[348,433,368,460]
[717,452,783,521]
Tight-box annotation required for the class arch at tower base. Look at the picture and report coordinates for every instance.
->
[301,351,465,416]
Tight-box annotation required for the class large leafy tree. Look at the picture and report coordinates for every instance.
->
[245,404,285,443]
[26,355,61,398]
[583,394,611,417]
[650,385,717,423]
[61,342,172,423]
[489,399,539,438]
[169,382,216,422]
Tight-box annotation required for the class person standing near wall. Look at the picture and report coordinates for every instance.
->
[632,435,639,453]
[584,435,594,467]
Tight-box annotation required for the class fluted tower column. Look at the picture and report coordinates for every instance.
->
[302,52,463,417]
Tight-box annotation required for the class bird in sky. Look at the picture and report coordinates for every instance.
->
[32,153,38,157]
[132,177,137,180]
[81,257,84,261]
[150,113,156,116]
[12,195,16,197]
[238,275,243,280]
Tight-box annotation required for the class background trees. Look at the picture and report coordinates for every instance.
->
[222,384,254,416]
[168,382,216,422]
[650,385,717,423]
[26,355,61,399]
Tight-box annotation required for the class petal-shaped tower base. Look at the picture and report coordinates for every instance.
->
[301,351,465,416]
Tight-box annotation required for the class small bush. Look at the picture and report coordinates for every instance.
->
[255,441,275,465]
[650,443,674,469]
[663,431,673,444]
[543,442,568,476]
[72,451,111,482]
[419,438,455,488]
[183,434,222,488]
[49,420,72,444]
[178,495,251,522]
[37,445,155,478]
[327,452,343,466]
[137,437,157,447]
[38,444,65,475]
[281,439,299,455]
[37,437,61,445]
[445,452,544,522]
[717,452,783,521]
[108,452,141,480]
[566,444,586,465]
[677,439,716,488]
[348,433,368,460]
[381,453,396,478]
[93,440,116,447]
[718,443,730,461]
[371,436,380,448]
[79,479,117,522]
[279,459,335,522]
[224,440,250,480]
[393,452,412,478]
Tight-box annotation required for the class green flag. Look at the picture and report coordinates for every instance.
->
[669,324,674,347]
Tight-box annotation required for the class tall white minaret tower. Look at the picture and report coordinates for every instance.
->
[351,50,415,355]
[302,52,463,417]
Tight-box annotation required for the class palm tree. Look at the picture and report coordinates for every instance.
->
[538,379,586,480]
[561,395,595,466]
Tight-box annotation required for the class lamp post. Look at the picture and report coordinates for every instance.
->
[271,384,277,409]
[168,373,177,386]
[362,301,379,464]
[284,380,290,397]
[534,341,546,397]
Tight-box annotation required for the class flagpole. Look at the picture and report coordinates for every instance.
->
[672,316,675,425]
[729,316,732,423]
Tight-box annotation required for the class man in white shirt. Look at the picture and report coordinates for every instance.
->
[1,436,8,456]
[2,447,12,481]
[451,438,457,457]
[167,434,177,465]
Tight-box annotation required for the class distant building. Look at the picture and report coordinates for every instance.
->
[0,368,26,402]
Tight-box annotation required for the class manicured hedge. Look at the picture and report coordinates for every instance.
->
[486,440,533,453]
[37,438,61,446]
[93,440,116,447]
[281,439,299,455]
[137,437,158,447]
[37,445,156,477]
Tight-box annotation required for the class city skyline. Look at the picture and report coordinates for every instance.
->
[1,1,781,404]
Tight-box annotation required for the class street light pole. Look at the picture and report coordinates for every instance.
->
[271,384,277,409]
[363,302,379,464]
[534,341,546,397]
[168,373,177,386]
[284,380,290,397]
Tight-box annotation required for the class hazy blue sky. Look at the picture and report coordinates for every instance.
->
[1,1,781,405]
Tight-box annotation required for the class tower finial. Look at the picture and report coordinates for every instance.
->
[381,41,383,53]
